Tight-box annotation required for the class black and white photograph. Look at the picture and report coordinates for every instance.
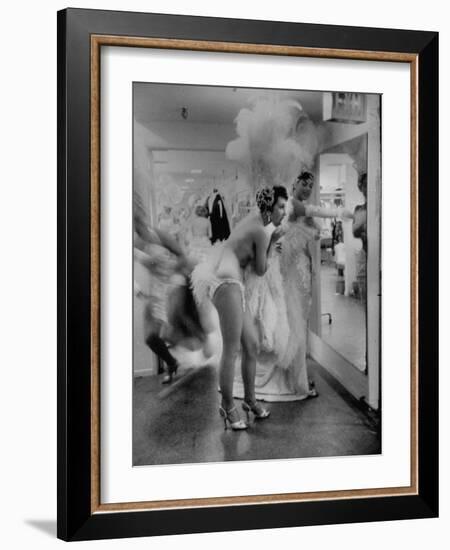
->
[1,0,443,545]
[132,83,381,466]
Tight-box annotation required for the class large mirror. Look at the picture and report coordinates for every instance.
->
[316,134,368,372]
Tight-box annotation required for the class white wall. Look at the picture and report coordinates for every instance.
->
[134,121,158,223]
[1,1,447,550]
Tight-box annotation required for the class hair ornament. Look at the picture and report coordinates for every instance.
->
[256,186,274,212]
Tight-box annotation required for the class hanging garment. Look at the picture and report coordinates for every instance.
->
[209,193,230,243]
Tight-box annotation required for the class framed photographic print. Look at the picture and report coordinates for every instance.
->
[57,8,438,541]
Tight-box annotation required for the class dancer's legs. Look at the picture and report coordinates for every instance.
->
[241,303,270,418]
[240,306,258,404]
[143,303,178,373]
[145,333,178,370]
[213,283,244,411]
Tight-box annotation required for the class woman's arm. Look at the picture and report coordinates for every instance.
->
[269,225,285,247]
[305,204,354,219]
[268,225,286,254]
[289,198,353,221]
[253,229,270,276]
[290,197,307,220]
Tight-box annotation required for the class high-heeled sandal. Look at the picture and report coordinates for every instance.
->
[219,406,248,431]
[161,362,179,385]
[242,400,270,422]
[307,380,319,398]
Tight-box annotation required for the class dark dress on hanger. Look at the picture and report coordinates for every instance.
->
[208,193,230,243]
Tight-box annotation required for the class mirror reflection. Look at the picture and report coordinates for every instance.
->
[317,135,367,371]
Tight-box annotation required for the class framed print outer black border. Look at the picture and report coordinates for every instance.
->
[57,8,438,541]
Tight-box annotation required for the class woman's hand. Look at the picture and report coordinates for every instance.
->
[268,226,285,254]
[271,226,285,243]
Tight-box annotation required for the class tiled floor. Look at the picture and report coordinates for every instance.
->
[133,360,380,466]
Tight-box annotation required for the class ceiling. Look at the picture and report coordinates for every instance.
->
[134,83,325,199]
[134,82,324,126]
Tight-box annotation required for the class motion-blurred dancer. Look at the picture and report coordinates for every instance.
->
[134,198,203,384]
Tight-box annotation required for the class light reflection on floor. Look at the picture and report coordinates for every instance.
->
[320,264,366,371]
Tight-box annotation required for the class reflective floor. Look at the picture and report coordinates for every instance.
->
[320,264,366,371]
[133,361,380,466]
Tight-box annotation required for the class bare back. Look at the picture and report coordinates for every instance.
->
[216,212,269,281]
